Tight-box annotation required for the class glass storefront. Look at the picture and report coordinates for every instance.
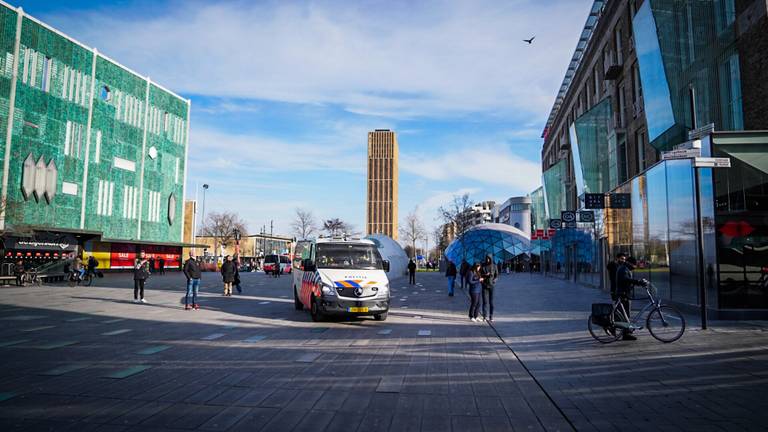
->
[713,133,768,309]
[542,159,567,219]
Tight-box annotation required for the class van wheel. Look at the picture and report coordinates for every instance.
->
[374,312,388,321]
[294,287,303,310]
[310,295,324,322]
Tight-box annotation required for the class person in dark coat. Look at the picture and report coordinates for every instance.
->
[459,260,469,290]
[480,255,498,322]
[220,255,237,296]
[468,263,483,321]
[234,254,242,294]
[158,257,165,275]
[134,251,150,303]
[183,251,202,310]
[148,257,155,274]
[606,252,626,301]
[407,259,417,285]
[445,260,457,297]
[616,256,647,341]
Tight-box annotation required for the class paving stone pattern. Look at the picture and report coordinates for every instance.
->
[1,271,766,431]
[0,271,569,431]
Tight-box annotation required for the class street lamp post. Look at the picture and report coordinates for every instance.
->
[199,184,209,237]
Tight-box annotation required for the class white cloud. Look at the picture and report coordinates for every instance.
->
[401,145,541,193]
[46,0,592,120]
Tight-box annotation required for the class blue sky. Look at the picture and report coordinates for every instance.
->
[17,0,592,239]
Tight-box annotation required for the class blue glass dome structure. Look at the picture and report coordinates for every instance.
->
[445,223,531,265]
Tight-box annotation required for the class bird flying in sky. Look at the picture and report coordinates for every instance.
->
[523,36,535,44]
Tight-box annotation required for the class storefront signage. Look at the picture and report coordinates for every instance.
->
[549,219,562,229]
[6,233,77,252]
[565,221,577,228]
[579,211,595,223]
[584,193,605,209]
[609,193,631,209]
[561,211,576,223]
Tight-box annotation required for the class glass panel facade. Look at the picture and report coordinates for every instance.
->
[573,98,613,194]
[633,0,742,151]
[530,187,547,230]
[542,159,567,219]
[666,159,698,304]
[445,225,530,267]
[603,159,703,308]
[633,2,676,144]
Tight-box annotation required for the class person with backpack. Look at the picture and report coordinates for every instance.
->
[183,251,202,310]
[480,255,498,322]
[445,260,457,297]
[468,263,483,321]
[221,255,237,296]
[133,251,150,303]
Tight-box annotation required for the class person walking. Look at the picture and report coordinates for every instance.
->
[459,260,469,290]
[221,255,236,296]
[480,255,498,322]
[407,258,417,285]
[234,254,242,294]
[183,251,202,310]
[445,260,457,297]
[158,257,165,275]
[13,259,24,286]
[616,256,646,341]
[148,257,155,274]
[468,263,483,321]
[134,251,150,303]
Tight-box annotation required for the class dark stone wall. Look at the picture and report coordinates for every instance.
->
[737,0,768,130]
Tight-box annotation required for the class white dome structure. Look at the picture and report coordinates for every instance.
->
[365,234,409,281]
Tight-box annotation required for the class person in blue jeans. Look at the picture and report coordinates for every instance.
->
[183,251,202,310]
[445,260,457,297]
[468,263,483,322]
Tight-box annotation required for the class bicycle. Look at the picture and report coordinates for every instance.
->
[68,270,94,287]
[20,268,42,286]
[588,282,686,343]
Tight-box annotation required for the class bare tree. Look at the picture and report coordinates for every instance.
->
[399,209,426,259]
[438,193,474,261]
[201,212,248,259]
[291,208,317,239]
[323,218,351,236]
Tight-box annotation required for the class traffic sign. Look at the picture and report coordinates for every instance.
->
[561,211,576,223]
[579,211,595,223]
[609,193,631,209]
[584,193,605,209]
[661,148,701,160]
[549,219,562,229]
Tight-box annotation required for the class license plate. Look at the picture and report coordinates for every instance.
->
[348,307,368,313]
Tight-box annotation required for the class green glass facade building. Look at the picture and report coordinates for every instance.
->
[0,3,191,268]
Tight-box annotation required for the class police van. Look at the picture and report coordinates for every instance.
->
[292,237,391,321]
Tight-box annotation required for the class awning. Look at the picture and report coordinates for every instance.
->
[101,238,209,249]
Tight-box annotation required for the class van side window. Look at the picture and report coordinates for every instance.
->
[293,241,311,269]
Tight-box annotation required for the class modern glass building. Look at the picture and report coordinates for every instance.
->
[538,0,768,318]
[0,3,191,270]
[444,224,531,267]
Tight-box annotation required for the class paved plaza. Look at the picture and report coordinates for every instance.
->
[0,271,765,431]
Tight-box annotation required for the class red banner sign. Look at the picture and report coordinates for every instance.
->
[110,243,136,269]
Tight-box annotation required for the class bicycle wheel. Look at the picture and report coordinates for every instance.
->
[646,305,686,343]
[68,274,77,287]
[84,273,93,286]
[33,275,42,286]
[587,316,621,343]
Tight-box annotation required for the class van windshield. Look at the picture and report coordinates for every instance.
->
[315,244,383,270]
